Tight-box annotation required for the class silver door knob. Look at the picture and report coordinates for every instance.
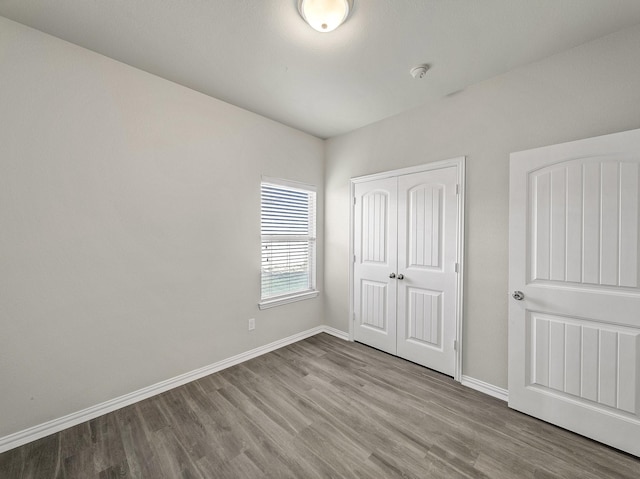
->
[512,290,524,301]
[389,273,396,279]
[397,274,404,280]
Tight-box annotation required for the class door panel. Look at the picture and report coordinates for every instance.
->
[360,280,388,331]
[353,178,397,354]
[397,167,458,375]
[529,158,640,288]
[527,312,639,414]
[361,191,390,264]
[406,287,442,346]
[407,184,443,269]
[509,128,640,457]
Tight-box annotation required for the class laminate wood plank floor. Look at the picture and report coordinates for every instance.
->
[1,333,639,478]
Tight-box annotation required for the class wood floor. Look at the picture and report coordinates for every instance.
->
[1,333,638,478]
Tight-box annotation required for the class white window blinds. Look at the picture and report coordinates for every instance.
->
[260,179,317,305]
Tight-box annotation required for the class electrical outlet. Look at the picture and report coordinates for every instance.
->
[248,318,255,331]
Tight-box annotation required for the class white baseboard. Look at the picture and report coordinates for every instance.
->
[1,328,508,454]
[461,375,509,402]
[0,325,344,454]
[321,326,349,341]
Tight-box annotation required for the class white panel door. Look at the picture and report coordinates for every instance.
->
[509,128,640,457]
[353,177,398,355]
[353,163,461,376]
[397,168,458,376]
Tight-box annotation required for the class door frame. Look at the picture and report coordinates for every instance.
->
[349,157,466,381]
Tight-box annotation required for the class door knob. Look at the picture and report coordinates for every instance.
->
[397,274,404,280]
[389,273,396,279]
[512,290,524,301]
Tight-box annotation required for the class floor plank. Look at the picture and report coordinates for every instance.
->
[1,333,639,478]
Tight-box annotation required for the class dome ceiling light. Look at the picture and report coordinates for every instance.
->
[298,0,353,33]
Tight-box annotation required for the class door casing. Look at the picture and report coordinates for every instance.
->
[349,157,466,382]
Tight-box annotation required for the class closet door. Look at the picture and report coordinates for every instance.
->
[396,167,458,376]
[353,177,398,355]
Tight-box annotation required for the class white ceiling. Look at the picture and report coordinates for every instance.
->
[2,1,640,139]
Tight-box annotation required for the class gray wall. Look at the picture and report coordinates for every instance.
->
[324,25,640,389]
[0,17,324,438]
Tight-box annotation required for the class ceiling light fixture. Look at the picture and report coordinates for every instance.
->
[298,0,353,33]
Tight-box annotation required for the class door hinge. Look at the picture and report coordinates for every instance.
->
[353,254,356,263]
[455,184,460,195]
[353,312,356,322]
[453,340,458,351]
[455,262,459,273]
[353,197,357,205]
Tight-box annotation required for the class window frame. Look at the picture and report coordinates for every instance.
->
[258,177,318,310]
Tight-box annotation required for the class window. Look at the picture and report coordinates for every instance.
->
[259,178,318,309]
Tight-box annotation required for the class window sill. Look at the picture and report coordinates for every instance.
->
[258,290,319,310]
